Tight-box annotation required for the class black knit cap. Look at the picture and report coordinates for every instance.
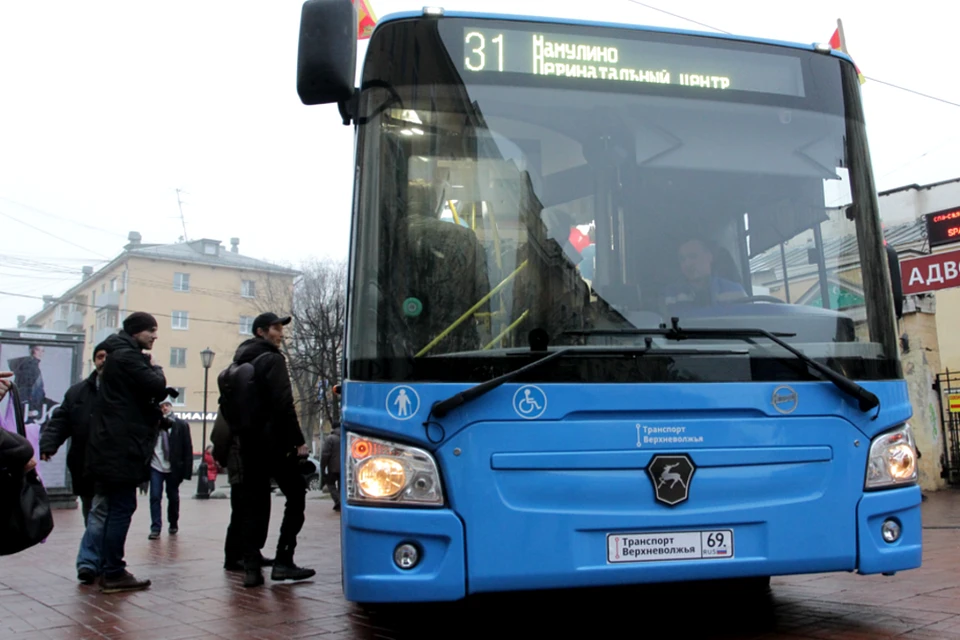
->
[92,341,109,357]
[123,311,158,336]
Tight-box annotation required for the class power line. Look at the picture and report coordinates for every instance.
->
[0,290,244,327]
[624,0,731,34]
[862,76,960,110]
[0,210,112,259]
[0,196,129,239]
[622,0,960,110]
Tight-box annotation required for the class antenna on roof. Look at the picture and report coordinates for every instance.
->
[176,188,189,242]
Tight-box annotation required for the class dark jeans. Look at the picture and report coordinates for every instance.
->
[79,492,93,525]
[77,492,108,574]
[149,469,180,532]
[98,483,138,579]
[273,456,307,563]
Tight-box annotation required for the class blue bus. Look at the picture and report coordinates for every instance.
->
[296,1,920,603]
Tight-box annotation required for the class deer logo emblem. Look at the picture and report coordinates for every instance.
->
[646,454,696,506]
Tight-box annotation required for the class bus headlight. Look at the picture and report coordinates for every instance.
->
[865,424,918,489]
[346,432,444,506]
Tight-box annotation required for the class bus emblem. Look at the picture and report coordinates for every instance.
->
[771,385,799,414]
[646,454,696,507]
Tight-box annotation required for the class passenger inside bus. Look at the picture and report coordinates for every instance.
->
[402,180,491,354]
[664,237,747,309]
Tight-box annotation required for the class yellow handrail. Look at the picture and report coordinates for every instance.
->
[483,309,529,350]
[447,200,461,226]
[415,260,528,357]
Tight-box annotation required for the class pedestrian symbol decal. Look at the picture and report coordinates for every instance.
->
[386,386,419,420]
[513,385,547,419]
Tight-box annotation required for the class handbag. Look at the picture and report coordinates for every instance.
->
[0,383,54,556]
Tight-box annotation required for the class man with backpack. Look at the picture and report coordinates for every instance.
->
[218,312,315,588]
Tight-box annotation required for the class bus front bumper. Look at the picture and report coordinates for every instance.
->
[340,485,922,603]
[341,506,466,603]
[856,485,922,575]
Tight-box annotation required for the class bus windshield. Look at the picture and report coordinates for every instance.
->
[348,16,898,384]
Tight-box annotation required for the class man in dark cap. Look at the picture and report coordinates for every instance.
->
[40,341,109,584]
[231,311,315,587]
[85,311,167,593]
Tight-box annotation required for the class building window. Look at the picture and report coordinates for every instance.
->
[110,277,117,292]
[170,387,186,406]
[96,309,118,330]
[170,347,187,368]
[172,311,189,330]
[239,316,254,335]
[241,280,256,298]
[203,242,218,255]
[174,272,190,292]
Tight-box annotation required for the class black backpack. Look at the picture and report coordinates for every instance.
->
[216,354,267,436]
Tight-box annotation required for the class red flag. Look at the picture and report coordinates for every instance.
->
[828,19,865,85]
[354,0,377,40]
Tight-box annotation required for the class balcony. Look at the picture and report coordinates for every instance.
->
[95,327,118,344]
[67,310,85,330]
[97,290,121,309]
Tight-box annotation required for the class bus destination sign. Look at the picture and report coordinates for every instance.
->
[925,207,960,248]
[460,26,806,97]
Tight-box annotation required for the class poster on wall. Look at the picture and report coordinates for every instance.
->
[0,341,75,490]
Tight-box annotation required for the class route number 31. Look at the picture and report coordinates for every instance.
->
[465,32,504,72]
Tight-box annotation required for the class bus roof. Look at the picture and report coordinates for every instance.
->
[371,9,857,66]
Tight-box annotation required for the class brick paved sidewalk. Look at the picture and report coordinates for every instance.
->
[2,488,960,639]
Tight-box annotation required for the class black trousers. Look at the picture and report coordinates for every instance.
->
[225,483,270,564]
[272,455,307,564]
[238,445,274,570]
[237,449,307,568]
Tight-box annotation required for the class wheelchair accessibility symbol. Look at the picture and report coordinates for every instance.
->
[513,385,547,419]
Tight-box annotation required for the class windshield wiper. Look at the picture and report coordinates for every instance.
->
[565,318,880,413]
[427,344,744,419]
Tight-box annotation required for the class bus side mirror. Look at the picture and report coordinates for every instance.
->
[296,0,357,107]
[886,243,903,319]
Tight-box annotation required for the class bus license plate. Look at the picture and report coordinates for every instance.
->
[607,530,734,563]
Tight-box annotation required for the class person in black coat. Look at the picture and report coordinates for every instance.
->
[148,399,193,539]
[84,312,167,594]
[39,342,108,524]
[233,312,315,587]
[320,423,341,511]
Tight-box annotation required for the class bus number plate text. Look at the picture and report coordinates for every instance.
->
[607,530,734,563]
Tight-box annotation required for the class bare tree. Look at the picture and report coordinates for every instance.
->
[260,258,346,445]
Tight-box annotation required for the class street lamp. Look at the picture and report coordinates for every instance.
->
[195,347,215,499]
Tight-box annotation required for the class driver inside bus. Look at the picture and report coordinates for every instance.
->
[664,237,747,308]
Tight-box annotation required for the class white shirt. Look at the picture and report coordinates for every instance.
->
[151,429,171,473]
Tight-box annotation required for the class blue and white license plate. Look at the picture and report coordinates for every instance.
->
[607,529,734,563]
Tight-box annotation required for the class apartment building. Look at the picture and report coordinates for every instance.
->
[20,232,299,452]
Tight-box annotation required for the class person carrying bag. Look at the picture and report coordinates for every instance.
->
[0,380,55,556]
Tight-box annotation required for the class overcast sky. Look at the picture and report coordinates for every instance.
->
[1,0,957,328]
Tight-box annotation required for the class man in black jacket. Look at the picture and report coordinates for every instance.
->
[233,311,315,588]
[40,342,108,523]
[39,342,108,584]
[148,399,193,539]
[84,312,167,594]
